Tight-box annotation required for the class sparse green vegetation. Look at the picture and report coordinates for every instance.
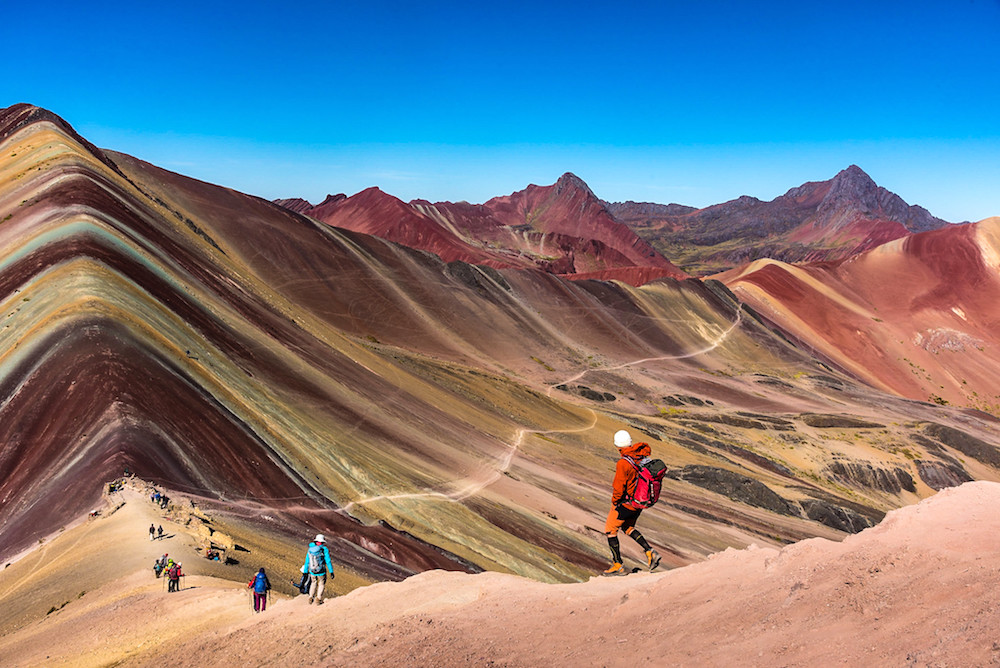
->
[530,356,554,371]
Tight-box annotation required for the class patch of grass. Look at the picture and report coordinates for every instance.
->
[530,356,554,372]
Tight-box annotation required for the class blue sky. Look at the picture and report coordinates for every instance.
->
[6,1,1000,221]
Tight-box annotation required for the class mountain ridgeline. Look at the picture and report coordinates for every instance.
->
[282,165,957,280]
[604,165,956,275]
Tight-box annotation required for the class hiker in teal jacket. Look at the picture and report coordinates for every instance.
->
[301,534,334,604]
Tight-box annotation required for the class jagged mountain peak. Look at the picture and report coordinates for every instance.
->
[317,193,347,207]
[825,164,880,203]
[818,165,949,233]
[835,164,876,185]
[554,172,595,198]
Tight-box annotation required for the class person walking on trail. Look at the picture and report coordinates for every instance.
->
[167,562,184,592]
[248,568,272,612]
[603,430,661,576]
[148,524,155,541]
[301,534,334,604]
[157,525,163,539]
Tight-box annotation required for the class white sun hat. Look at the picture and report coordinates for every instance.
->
[614,430,632,448]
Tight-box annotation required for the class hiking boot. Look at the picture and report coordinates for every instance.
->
[646,549,661,571]
[316,599,324,605]
[602,562,626,576]
[308,597,314,604]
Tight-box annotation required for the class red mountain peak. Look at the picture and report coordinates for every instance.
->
[555,172,595,198]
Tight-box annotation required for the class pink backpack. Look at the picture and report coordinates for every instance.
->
[625,456,668,508]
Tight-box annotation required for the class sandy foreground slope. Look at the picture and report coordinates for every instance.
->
[1,481,999,667]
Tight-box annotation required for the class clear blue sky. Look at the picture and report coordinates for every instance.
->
[6,1,1000,221]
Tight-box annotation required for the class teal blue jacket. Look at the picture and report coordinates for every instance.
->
[302,542,334,575]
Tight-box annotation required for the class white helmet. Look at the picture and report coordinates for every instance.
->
[614,430,632,448]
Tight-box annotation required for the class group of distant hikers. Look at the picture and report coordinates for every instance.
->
[153,553,185,592]
[147,530,334,611]
[144,428,662,611]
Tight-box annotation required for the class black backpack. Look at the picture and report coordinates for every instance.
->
[293,572,309,594]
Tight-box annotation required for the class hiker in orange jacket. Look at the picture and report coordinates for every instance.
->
[603,430,661,575]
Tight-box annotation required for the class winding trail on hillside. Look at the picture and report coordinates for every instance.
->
[546,304,744,397]
[341,304,744,516]
[340,414,598,515]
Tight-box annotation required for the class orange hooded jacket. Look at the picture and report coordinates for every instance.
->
[611,442,651,509]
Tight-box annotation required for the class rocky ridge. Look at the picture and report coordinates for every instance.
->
[280,172,686,284]
[606,165,956,274]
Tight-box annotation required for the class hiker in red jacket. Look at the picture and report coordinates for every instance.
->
[603,430,661,575]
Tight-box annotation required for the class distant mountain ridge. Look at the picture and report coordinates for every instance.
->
[605,165,956,275]
[281,166,956,282]
[279,173,688,285]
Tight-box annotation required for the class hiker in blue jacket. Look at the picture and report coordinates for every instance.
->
[247,567,271,612]
[301,533,334,604]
